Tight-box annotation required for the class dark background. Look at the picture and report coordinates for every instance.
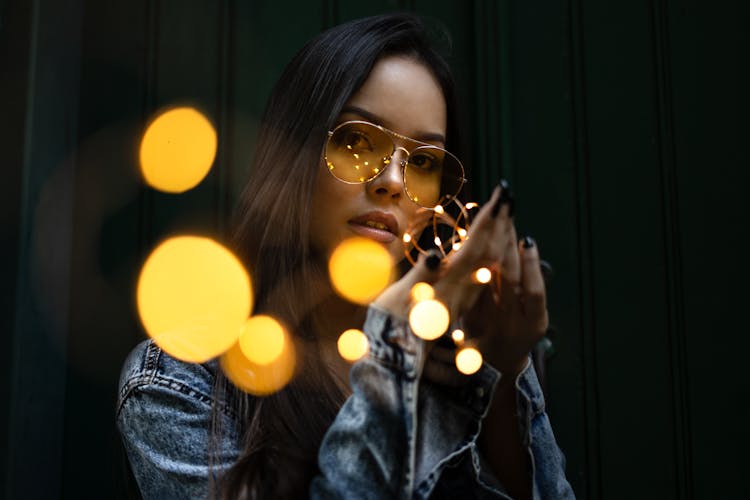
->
[1,0,748,498]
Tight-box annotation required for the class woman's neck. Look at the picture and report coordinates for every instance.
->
[312,295,367,339]
[309,295,367,396]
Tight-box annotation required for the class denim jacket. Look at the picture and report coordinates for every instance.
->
[117,305,575,499]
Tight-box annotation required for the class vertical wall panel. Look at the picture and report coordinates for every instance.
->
[3,0,84,497]
[142,1,223,243]
[228,1,326,205]
[650,0,691,497]
[582,2,677,497]
[60,1,149,496]
[507,0,590,496]
[669,1,749,498]
[0,0,32,492]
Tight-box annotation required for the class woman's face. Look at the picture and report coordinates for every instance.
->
[310,56,448,263]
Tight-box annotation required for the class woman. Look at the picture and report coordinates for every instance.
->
[117,13,574,499]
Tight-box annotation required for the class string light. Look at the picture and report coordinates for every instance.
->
[337,329,369,362]
[474,267,492,284]
[410,282,435,302]
[456,347,483,375]
[329,237,394,304]
[238,315,286,365]
[221,334,296,395]
[451,329,465,344]
[402,198,478,266]
[139,107,217,193]
[136,236,252,363]
[409,299,450,340]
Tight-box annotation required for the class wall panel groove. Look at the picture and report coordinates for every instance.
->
[649,0,693,498]
[565,0,601,497]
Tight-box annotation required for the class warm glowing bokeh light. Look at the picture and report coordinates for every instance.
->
[139,107,217,193]
[451,329,465,344]
[474,267,492,284]
[337,329,369,362]
[457,228,468,238]
[239,315,286,365]
[221,338,296,396]
[456,347,483,375]
[434,205,444,214]
[409,299,450,340]
[328,237,394,304]
[136,236,252,362]
[410,282,435,302]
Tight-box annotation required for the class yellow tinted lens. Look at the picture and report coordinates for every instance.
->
[326,122,392,183]
[404,146,463,207]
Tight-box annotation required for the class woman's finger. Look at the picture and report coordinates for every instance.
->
[439,183,512,287]
[443,185,503,277]
[502,224,521,281]
[373,249,443,318]
[518,236,547,322]
[497,224,521,309]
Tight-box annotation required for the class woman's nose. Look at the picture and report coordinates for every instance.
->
[367,148,408,200]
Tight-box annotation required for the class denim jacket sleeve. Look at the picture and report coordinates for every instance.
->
[311,305,575,500]
[118,307,574,499]
[116,340,240,499]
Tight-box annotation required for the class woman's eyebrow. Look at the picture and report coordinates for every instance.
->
[339,106,446,145]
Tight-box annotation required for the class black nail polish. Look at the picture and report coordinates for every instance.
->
[522,236,535,249]
[498,180,515,218]
[426,250,442,270]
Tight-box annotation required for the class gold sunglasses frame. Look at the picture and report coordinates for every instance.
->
[324,120,467,208]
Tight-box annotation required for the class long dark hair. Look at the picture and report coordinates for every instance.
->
[214,13,463,499]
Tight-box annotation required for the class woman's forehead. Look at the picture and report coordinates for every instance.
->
[342,56,447,145]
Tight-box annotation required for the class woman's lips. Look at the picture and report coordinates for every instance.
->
[347,211,399,244]
[347,222,397,243]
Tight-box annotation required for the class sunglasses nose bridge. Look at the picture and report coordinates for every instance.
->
[392,146,410,168]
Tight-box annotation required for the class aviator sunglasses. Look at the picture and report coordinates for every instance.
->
[325,120,466,208]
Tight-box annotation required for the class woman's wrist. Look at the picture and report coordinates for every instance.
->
[489,354,530,384]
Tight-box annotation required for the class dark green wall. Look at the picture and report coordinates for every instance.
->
[1,0,747,498]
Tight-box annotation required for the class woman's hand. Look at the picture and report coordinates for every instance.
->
[374,182,548,378]
[373,185,512,320]
[463,231,549,377]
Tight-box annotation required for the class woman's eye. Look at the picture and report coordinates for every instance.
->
[409,153,438,171]
[341,131,373,152]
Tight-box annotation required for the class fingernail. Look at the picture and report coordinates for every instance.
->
[498,179,515,218]
[490,181,508,217]
[425,250,442,270]
[521,236,535,249]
